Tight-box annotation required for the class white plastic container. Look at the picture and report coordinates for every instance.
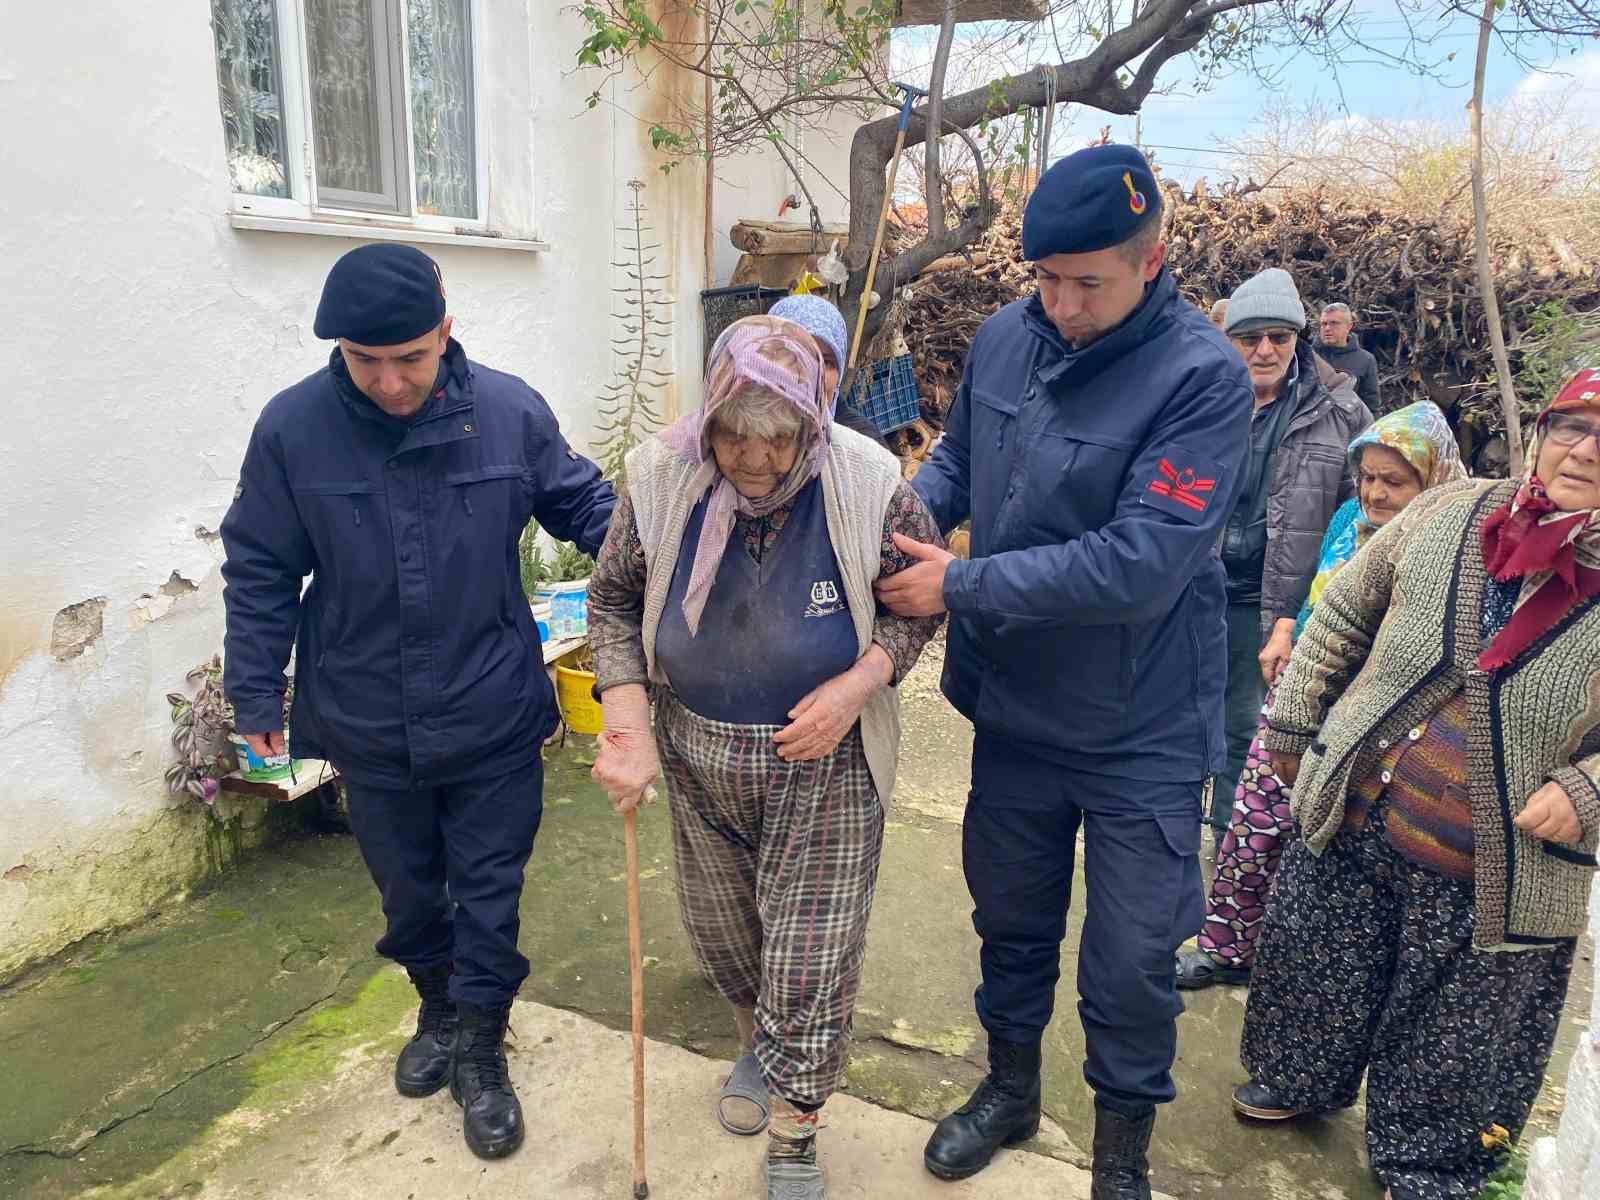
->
[533,578,590,640]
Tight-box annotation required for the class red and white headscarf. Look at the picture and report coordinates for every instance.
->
[1479,367,1600,670]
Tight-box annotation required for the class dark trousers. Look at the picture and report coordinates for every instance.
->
[344,762,544,1008]
[1243,803,1573,1200]
[1215,602,1265,831]
[963,735,1205,1116]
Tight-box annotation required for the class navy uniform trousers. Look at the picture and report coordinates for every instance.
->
[344,762,544,1008]
[964,734,1204,1116]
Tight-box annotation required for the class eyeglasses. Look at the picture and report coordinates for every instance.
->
[1543,412,1600,449]
[1229,330,1296,349]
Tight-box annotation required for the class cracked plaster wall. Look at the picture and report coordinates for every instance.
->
[0,0,854,979]
[1525,876,1600,1198]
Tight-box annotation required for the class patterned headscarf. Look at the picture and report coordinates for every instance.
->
[1299,402,1467,629]
[766,295,848,409]
[1479,368,1600,671]
[660,315,830,636]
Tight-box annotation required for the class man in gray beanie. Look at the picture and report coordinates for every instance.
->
[1187,267,1371,902]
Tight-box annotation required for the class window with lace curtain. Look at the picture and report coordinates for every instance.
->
[210,0,479,223]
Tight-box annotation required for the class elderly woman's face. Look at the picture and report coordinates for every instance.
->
[818,346,840,401]
[1535,412,1600,511]
[709,392,803,499]
[1357,444,1423,528]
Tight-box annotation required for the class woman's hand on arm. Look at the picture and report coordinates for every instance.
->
[772,645,893,762]
[1259,618,1296,687]
[592,683,660,815]
[1268,752,1302,786]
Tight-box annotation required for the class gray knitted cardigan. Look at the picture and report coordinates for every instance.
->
[1263,478,1600,949]
[625,425,906,806]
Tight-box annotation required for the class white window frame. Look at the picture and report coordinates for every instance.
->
[223,0,497,240]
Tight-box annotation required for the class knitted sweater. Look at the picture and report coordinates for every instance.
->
[624,426,907,805]
[1263,478,1600,948]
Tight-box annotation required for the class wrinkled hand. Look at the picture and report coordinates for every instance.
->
[874,534,954,618]
[243,730,287,759]
[592,727,661,815]
[1268,752,1302,786]
[773,663,881,762]
[1515,780,1583,846]
[1259,622,1295,687]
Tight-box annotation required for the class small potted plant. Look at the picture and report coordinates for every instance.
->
[166,656,295,803]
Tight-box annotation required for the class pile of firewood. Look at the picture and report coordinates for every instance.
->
[890,184,1600,472]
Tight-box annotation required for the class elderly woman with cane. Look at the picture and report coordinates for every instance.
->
[587,314,943,1200]
[1232,367,1600,1200]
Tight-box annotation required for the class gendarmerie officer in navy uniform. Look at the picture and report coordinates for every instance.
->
[877,145,1254,1199]
[220,244,614,1161]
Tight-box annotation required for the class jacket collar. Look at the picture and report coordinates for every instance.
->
[1023,267,1180,388]
[329,338,480,458]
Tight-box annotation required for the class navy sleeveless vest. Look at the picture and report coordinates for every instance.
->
[656,478,859,725]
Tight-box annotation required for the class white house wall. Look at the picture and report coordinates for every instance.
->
[0,0,804,978]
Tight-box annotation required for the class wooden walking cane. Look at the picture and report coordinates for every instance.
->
[624,794,653,1199]
[846,82,929,383]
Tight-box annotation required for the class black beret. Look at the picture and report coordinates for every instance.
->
[313,243,446,345]
[1021,144,1161,260]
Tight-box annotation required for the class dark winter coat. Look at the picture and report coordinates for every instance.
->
[1255,343,1373,639]
[912,270,1254,783]
[220,340,615,789]
[1315,334,1380,411]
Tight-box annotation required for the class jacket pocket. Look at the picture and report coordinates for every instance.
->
[971,389,1020,452]
[291,480,381,549]
[1025,428,1138,540]
[444,465,527,517]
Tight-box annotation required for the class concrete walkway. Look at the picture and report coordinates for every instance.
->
[0,643,1588,1199]
[114,995,1146,1200]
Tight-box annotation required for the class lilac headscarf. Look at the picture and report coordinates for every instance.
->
[662,315,831,635]
[767,295,848,409]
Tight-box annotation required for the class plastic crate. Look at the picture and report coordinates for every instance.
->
[850,354,921,435]
[700,285,789,365]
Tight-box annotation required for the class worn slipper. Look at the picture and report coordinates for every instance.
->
[717,1051,770,1135]
[767,1157,825,1199]
[1175,946,1250,990]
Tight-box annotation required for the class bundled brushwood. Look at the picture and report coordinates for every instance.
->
[892,185,1600,473]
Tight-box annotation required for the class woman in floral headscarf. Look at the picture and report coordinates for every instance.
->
[1231,370,1600,1200]
[586,314,942,1200]
[1177,401,1468,989]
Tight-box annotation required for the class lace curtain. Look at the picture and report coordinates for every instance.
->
[408,0,476,218]
[306,0,390,201]
[211,0,289,197]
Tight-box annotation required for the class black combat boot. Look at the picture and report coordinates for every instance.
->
[923,1037,1041,1181]
[451,1001,524,1159]
[1090,1101,1154,1200]
[394,963,458,1098]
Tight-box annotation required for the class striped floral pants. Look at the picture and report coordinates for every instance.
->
[1198,695,1295,968]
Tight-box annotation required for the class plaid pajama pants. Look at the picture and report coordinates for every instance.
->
[654,688,886,1107]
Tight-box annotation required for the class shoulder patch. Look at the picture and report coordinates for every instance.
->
[1140,448,1225,524]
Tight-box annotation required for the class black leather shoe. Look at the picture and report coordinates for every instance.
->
[1174,946,1250,990]
[452,1001,524,1159]
[1090,1101,1154,1200]
[395,963,458,1097]
[923,1038,1041,1181]
[1231,1080,1306,1121]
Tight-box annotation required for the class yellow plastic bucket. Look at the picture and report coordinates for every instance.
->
[554,651,604,735]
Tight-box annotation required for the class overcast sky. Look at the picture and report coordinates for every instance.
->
[891,12,1600,186]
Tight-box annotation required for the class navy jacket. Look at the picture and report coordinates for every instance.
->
[220,341,615,789]
[913,270,1254,782]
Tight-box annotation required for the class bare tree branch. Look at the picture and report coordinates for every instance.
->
[925,2,958,236]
